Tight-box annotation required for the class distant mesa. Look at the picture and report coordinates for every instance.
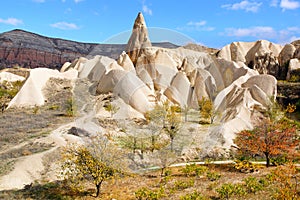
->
[0,28,178,70]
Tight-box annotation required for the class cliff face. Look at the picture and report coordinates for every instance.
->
[0,29,178,70]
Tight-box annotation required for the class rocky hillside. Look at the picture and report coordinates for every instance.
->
[217,40,300,81]
[0,29,178,70]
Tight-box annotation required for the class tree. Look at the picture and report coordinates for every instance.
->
[145,100,182,152]
[65,97,76,117]
[164,108,181,152]
[145,100,170,128]
[60,136,127,197]
[104,102,120,118]
[235,119,299,167]
[181,105,189,122]
[152,147,177,177]
[198,97,217,124]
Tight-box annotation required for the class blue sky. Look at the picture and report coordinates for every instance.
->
[0,0,300,48]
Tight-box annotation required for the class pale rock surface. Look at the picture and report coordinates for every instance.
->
[60,57,87,72]
[60,61,72,72]
[218,40,284,79]
[241,74,277,98]
[125,12,152,64]
[218,41,255,63]
[8,68,78,108]
[164,72,191,107]
[205,58,255,91]
[245,40,282,77]
[97,97,144,119]
[96,69,155,114]
[136,48,179,91]
[287,58,300,80]
[78,55,122,82]
[0,71,25,83]
[292,40,300,59]
[205,72,276,151]
[278,44,296,66]
[117,51,136,74]
[188,68,216,108]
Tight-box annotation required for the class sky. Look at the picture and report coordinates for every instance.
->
[0,0,300,48]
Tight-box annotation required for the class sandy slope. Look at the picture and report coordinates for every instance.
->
[0,122,79,190]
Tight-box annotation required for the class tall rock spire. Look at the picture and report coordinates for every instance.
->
[125,12,152,65]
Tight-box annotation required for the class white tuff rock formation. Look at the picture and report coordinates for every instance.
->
[125,12,152,65]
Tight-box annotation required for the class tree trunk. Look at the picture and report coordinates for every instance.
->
[265,152,270,167]
[161,167,165,177]
[95,181,103,197]
[170,138,174,152]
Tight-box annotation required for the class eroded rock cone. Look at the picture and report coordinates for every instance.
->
[125,12,152,65]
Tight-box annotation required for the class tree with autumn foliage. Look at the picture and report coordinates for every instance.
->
[235,99,300,167]
[145,100,182,152]
[198,97,218,124]
[60,136,127,197]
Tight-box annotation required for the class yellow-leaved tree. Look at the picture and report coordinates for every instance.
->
[60,135,127,197]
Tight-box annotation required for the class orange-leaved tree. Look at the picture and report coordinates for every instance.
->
[235,119,299,167]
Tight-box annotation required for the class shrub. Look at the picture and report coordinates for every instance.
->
[181,164,208,177]
[173,180,195,191]
[206,171,221,181]
[135,187,165,200]
[195,166,208,177]
[270,164,299,200]
[65,98,76,117]
[270,154,289,166]
[243,176,264,193]
[180,190,206,200]
[234,159,259,173]
[216,183,246,199]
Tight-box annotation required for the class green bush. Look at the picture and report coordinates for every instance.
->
[180,190,206,200]
[195,166,208,177]
[135,187,165,200]
[181,163,196,177]
[181,164,208,177]
[65,98,76,117]
[173,180,195,191]
[270,154,289,166]
[243,176,264,193]
[216,183,246,199]
[206,171,221,181]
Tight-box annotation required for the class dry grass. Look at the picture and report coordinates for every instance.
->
[0,106,73,176]
[0,164,286,200]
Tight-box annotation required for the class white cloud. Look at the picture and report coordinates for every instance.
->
[225,26,276,38]
[142,5,152,15]
[270,0,279,6]
[0,18,23,26]
[177,20,215,32]
[224,25,300,44]
[50,22,79,30]
[187,20,207,27]
[222,1,263,12]
[280,0,300,10]
[289,36,300,42]
[74,0,84,3]
[278,26,300,43]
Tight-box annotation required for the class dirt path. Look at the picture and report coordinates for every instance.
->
[0,122,76,190]
[0,79,102,191]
